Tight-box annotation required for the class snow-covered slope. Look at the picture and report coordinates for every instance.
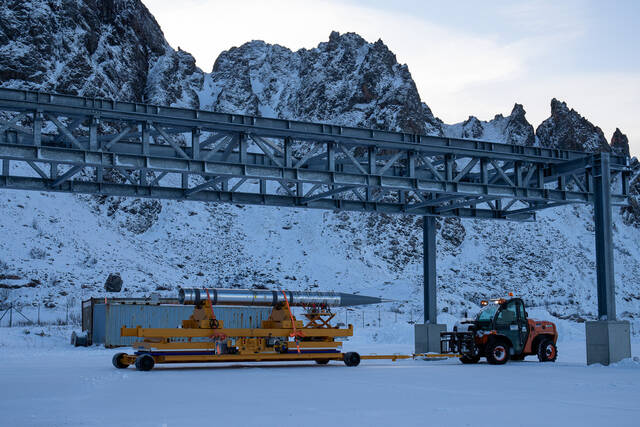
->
[1,1,639,336]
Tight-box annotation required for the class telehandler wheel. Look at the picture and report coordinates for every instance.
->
[460,354,480,364]
[343,352,361,367]
[315,359,330,365]
[135,354,155,371]
[112,352,129,369]
[537,339,558,362]
[486,342,510,365]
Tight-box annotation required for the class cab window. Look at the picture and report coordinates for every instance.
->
[476,304,498,323]
[516,300,526,323]
[495,301,517,326]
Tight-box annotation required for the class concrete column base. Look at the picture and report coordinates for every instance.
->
[585,320,631,365]
[414,323,446,354]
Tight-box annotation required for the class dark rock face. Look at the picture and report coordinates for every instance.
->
[536,99,610,152]
[444,103,535,146]
[440,217,466,247]
[460,116,484,139]
[610,128,630,157]
[0,0,203,107]
[206,31,442,135]
[502,104,536,146]
[104,273,123,292]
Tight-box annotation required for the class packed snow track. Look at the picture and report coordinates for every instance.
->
[1,327,639,427]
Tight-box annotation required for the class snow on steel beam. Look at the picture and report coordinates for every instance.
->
[0,175,535,221]
[1,87,626,164]
[0,142,628,206]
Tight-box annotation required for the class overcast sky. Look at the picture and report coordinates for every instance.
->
[144,0,639,155]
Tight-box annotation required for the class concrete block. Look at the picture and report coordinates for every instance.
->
[414,323,446,354]
[585,320,631,365]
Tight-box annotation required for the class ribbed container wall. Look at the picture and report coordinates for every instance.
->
[97,304,271,348]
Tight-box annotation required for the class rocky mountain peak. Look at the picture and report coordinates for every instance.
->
[611,128,630,157]
[443,103,534,146]
[205,31,442,135]
[0,0,203,107]
[536,98,610,152]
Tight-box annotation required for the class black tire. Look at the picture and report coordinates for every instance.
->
[511,353,526,361]
[537,339,558,362]
[134,354,155,371]
[486,342,510,365]
[460,354,480,364]
[112,352,129,369]
[315,359,330,365]
[343,352,361,367]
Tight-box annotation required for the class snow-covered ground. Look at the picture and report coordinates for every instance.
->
[1,325,639,427]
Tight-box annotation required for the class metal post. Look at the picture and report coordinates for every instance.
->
[89,116,98,151]
[423,215,437,323]
[592,153,616,320]
[585,152,630,365]
[33,111,42,147]
[192,128,201,160]
[141,122,150,156]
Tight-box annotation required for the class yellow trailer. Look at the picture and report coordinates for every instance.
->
[111,294,458,371]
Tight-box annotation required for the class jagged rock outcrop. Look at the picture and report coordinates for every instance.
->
[536,98,610,152]
[206,31,442,135]
[443,103,535,146]
[0,0,203,107]
[611,128,631,157]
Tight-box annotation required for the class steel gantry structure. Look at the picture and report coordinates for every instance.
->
[0,88,631,363]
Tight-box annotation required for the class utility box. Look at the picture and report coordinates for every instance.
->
[585,320,631,365]
[81,298,272,348]
[414,323,446,354]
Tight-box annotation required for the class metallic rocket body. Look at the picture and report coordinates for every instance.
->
[178,288,385,307]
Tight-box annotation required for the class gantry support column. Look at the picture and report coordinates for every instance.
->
[415,216,445,353]
[586,152,631,365]
[423,216,437,323]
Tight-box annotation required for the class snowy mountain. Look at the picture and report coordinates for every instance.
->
[1,0,639,335]
[536,98,610,153]
[0,0,203,107]
[442,103,535,146]
[201,31,442,135]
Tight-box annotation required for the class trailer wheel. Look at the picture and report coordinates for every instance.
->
[135,354,155,371]
[315,359,330,365]
[486,342,510,365]
[112,352,129,369]
[537,339,557,362]
[460,354,480,364]
[343,352,361,367]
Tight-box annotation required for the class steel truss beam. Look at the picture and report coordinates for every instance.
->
[0,88,630,221]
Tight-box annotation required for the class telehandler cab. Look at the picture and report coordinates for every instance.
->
[440,297,558,365]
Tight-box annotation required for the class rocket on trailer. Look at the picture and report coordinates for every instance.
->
[178,288,389,307]
[112,288,391,371]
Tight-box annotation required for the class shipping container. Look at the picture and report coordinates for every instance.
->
[81,298,272,348]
